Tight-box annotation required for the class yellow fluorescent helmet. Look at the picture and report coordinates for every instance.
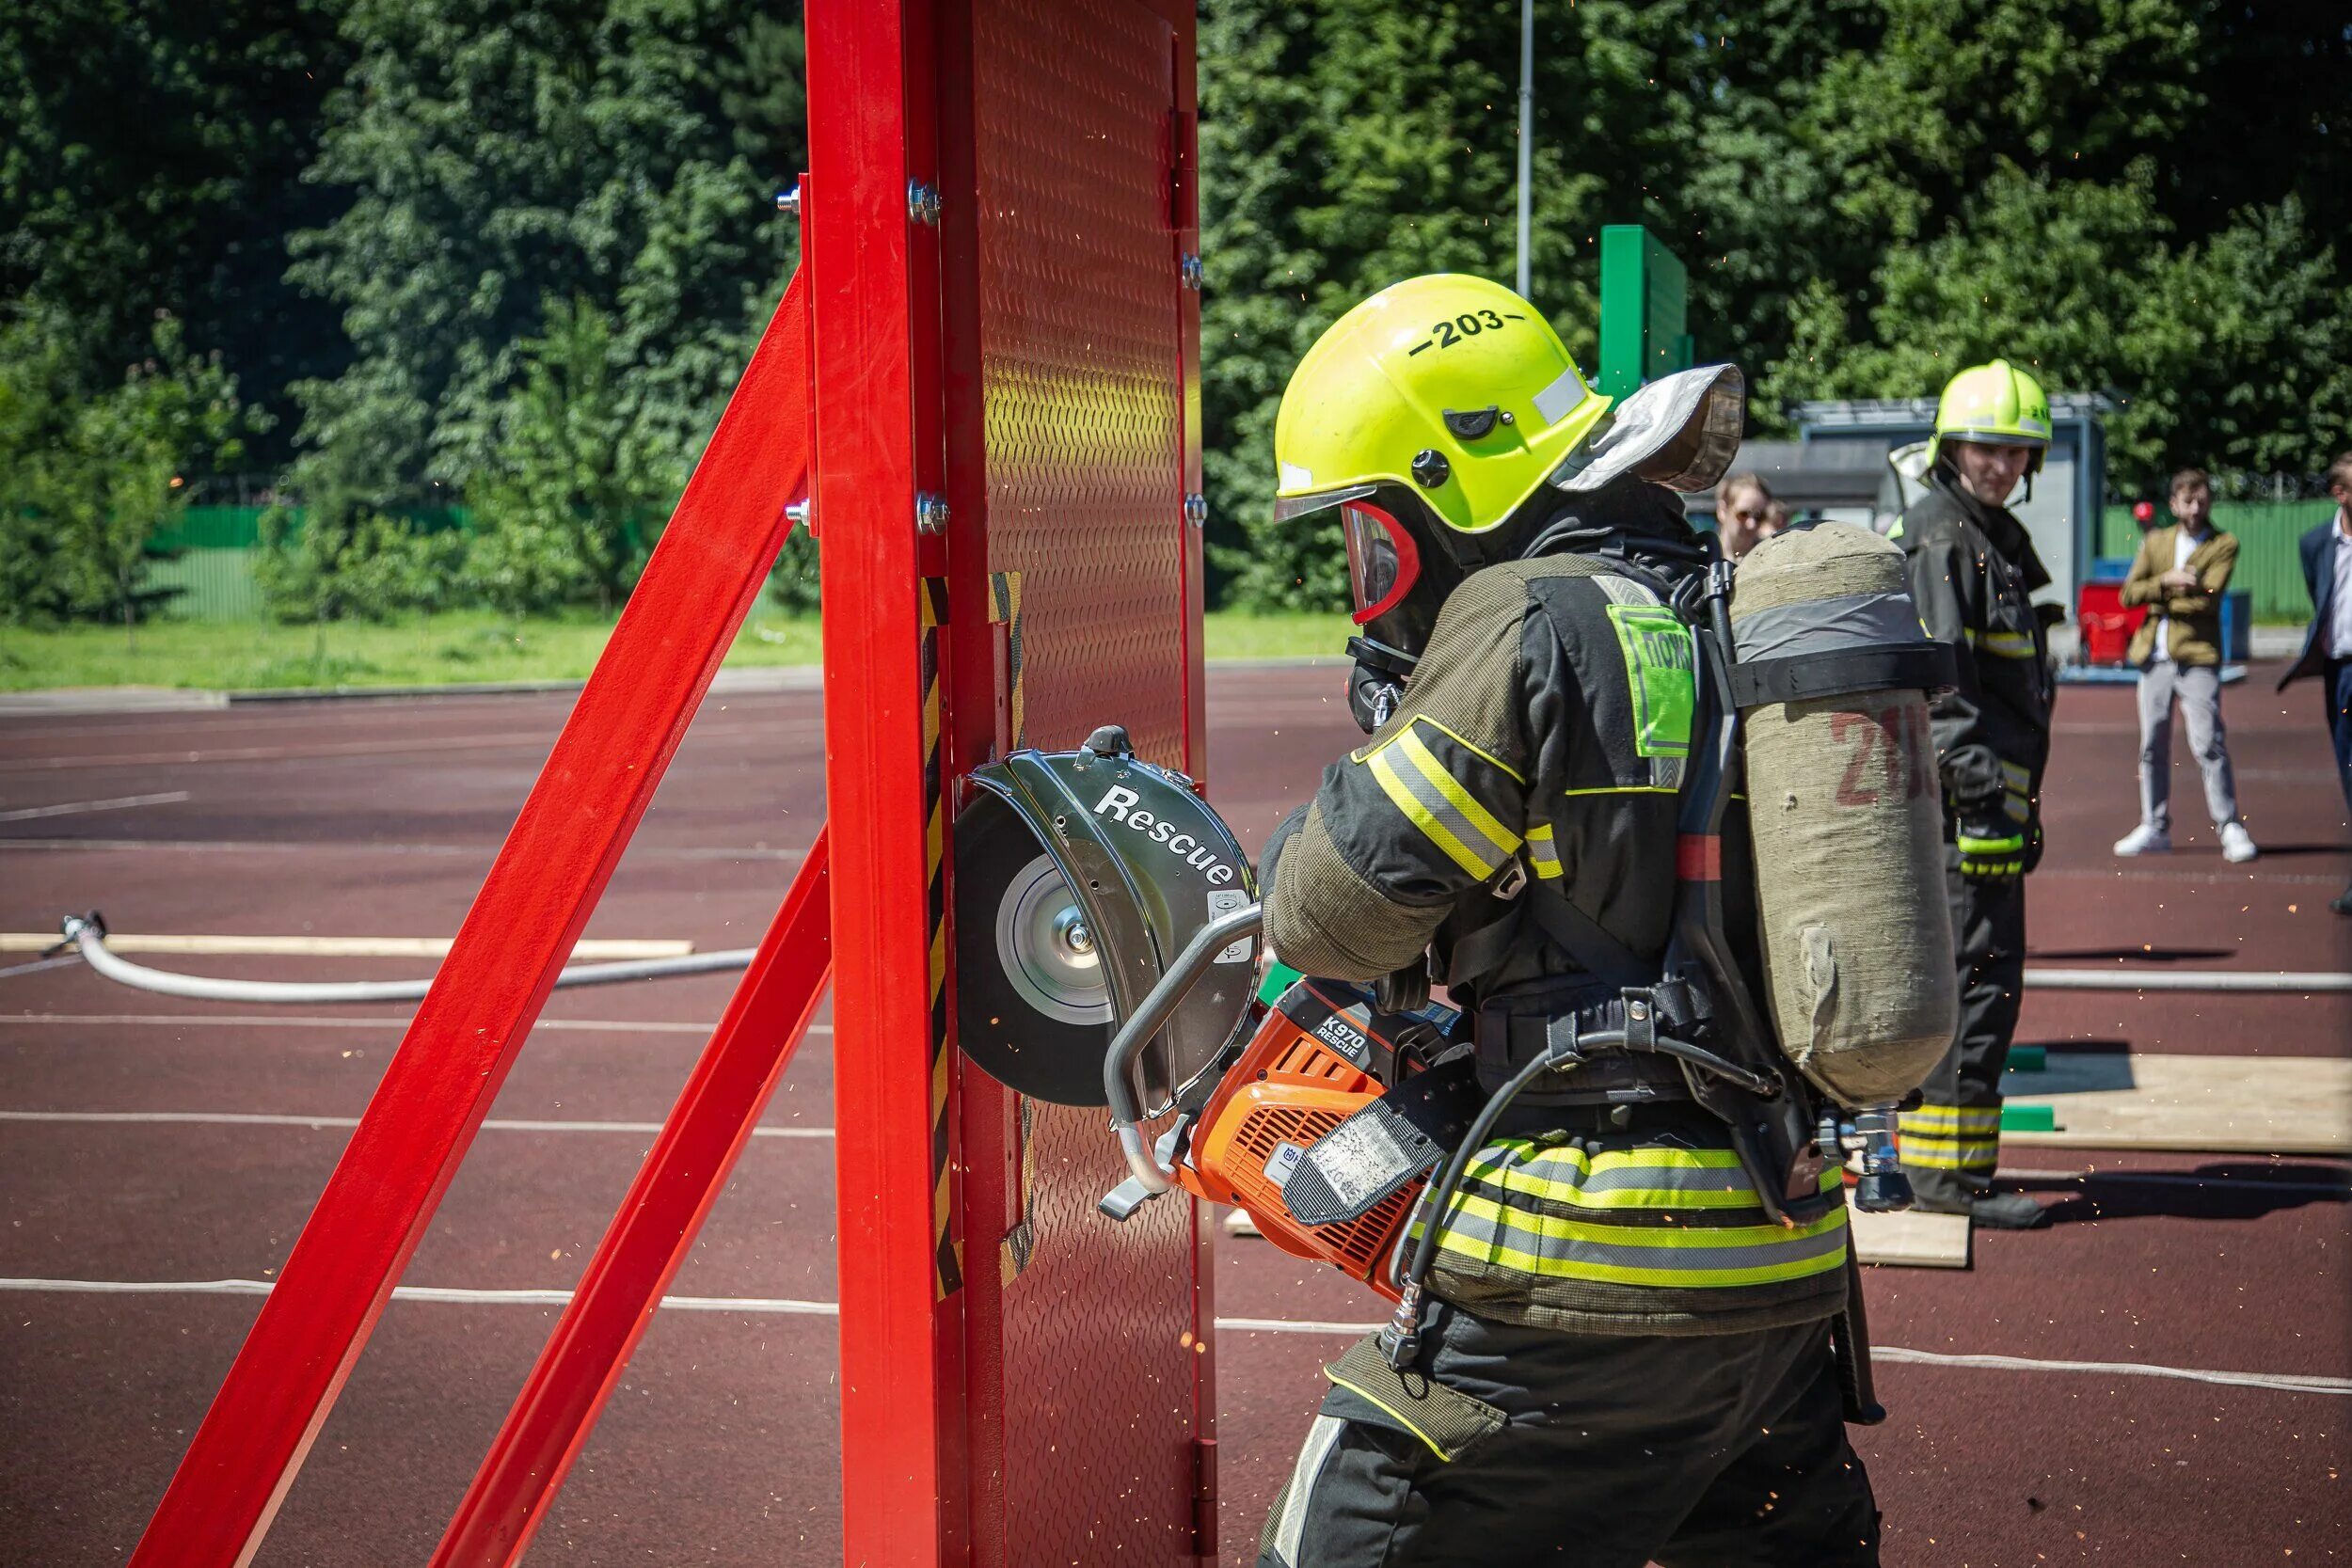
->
[1272,274,1613,534]
[1929,358,2052,474]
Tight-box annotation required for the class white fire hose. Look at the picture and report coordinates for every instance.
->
[49,913,753,1006]
[2023,968,2352,993]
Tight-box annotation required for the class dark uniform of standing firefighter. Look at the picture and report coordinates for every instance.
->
[1251,274,1886,1567]
[1890,361,2058,1230]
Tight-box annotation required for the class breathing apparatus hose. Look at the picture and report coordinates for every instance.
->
[1377,1024,1777,1370]
[49,912,755,1006]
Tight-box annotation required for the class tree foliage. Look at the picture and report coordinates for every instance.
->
[0,0,350,470]
[0,308,260,631]
[4,0,2344,626]
[1198,0,2352,608]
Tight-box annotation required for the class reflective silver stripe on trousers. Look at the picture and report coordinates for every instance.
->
[1274,1414,1346,1565]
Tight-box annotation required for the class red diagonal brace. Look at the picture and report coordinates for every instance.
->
[128,272,814,1568]
[431,828,833,1568]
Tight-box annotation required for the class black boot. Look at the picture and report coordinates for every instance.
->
[1968,1191,2051,1230]
[2331,881,2352,917]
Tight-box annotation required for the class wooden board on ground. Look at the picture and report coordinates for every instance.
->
[1851,1206,1972,1269]
[2000,1052,2351,1155]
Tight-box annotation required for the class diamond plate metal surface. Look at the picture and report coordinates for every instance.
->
[970,0,1200,1560]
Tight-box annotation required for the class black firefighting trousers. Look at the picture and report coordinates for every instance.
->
[1904,853,2028,1210]
[1255,1299,1880,1567]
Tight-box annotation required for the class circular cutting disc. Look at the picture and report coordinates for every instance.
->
[954,796,1117,1105]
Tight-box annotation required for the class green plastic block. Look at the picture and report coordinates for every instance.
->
[1257,959,1303,1006]
[2000,1104,2058,1132]
[2007,1045,2047,1072]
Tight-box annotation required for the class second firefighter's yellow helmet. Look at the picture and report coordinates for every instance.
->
[1929,358,2051,474]
[1273,275,1613,536]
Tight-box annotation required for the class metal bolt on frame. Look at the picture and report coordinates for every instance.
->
[915,492,950,534]
[1180,254,1202,291]
[1184,493,1208,529]
[774,185,802,215]
[907,181,942,226]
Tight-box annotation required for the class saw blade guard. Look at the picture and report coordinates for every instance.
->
[955,726,1259,1112]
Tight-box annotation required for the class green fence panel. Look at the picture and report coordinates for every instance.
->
[2097,500,2333,623]
[146,546,264,621]
[155,506,269,551]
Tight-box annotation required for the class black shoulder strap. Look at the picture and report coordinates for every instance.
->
[1518,880,1652,990]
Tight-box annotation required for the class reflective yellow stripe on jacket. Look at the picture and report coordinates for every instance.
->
[1901,1102,2001,1172]
[1362,720,1522,878]
[1413,1141,1850,1290]
[1966,628,2040,660]
[1524,822,1562,879]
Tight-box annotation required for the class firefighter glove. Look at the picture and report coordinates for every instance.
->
[1956,823,2027,882]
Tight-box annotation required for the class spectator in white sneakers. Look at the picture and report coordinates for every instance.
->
[2114,468,2257,863]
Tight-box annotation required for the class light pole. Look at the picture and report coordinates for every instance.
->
[1516,0,1534,298]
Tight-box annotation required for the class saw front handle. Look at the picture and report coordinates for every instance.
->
[1104,900,1264,1193]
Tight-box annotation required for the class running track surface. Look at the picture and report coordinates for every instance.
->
[1,664,2345,1566]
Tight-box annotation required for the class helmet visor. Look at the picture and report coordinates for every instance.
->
[1272,483,1375,525]
[1341,501,1420,625]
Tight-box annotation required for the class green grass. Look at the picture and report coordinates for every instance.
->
[0,608,1345,693]
[0,610,824,693]
[1202,610,1349,661]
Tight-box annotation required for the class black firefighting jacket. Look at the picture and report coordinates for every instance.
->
[1260,484,1850,1337]
[1892,471,2056,839]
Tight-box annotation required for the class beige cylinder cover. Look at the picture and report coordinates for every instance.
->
[1729,522,1958,1105]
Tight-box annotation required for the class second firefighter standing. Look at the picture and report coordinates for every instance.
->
[1890,360,2059,1230]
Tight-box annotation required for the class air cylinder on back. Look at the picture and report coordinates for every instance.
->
[1727,521,1959,1107]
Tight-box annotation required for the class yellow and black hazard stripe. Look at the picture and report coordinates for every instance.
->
[986,568,1041,1289]
[999,1096,1039,1288]
[989,570,1025,748]
[920,577,961,1300]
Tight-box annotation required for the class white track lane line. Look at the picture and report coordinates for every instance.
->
[0,1014,831,1036]
[0,1278,837,1315]
[0,932,694,958]
[0,791,190,823]
[0,721,796,775]
[0,1278,2343,1393]
[0,1110,832,1137]
[0,957,81,981]
[0,837,810,861]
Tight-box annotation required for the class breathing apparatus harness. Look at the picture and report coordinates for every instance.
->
[1342,525,1903,1430]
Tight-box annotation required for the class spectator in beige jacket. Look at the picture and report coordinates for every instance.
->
[2114,468,2257,862]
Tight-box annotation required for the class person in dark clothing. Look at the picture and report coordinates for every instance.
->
[2277,451,2352,914]
[1253,273,1880,1568]
[1887,359,2058,1230]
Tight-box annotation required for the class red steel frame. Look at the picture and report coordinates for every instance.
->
[817,1,1211,1562]
[130,2,1206,1560]
[129,278,826,1568]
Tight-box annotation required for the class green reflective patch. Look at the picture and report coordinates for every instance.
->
[1606,604,1696,758]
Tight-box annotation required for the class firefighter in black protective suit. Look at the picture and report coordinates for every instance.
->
[1251,274,1880,1566]
[1888,360,2058,1230]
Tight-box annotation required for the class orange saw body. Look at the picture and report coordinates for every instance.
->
[1174,977,1460,1301]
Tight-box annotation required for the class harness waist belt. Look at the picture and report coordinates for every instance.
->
[1471,984,1700,1107]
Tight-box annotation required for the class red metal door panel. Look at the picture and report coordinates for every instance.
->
[965,2,1205,1560]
